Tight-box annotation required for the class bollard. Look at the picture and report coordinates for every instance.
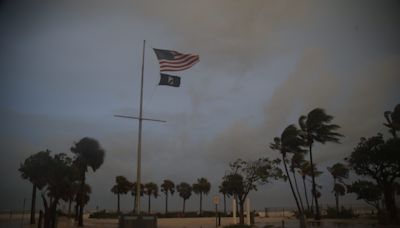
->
[246,198,250,225]
[215,205,218,228]
[232,198,237,224]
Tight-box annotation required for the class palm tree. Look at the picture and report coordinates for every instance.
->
[19,150,52,224]
[384,103,400,138]
[144,182,158,214]
[111,176,132,214]
[192,178,211,216]
[177,182,192,216]
[70,137,105,226]
[131,182,144,213]
[161,179,175,214]
[327,163,349,212]
[219,180,230,215]
[270,125,307,228]
[299,108,343,220]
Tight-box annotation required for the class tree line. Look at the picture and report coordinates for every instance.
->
[110,176,211,216]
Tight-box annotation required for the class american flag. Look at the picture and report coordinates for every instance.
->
[153,48,199,72]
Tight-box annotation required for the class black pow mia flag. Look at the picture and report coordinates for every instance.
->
[159,73,181,87]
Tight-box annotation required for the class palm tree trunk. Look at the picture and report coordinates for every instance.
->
[383,182,398,223]
[302,176,310,212]
[74,202,79,220]
[133,193,136,213]
[78,173,85,227]
[41,194,50,228]
[309,144,321,220]
[334,178,339,212]
[182,199,186,216]
[335,192,339,212]
[165,193,168,214]
[148,195,151,214]
[234,194,239,217]
[239,199,245,225]
[50,199,59,228]
[117,193,120,214]
[282,154,307,228]
[30,183,36,224]
[44,209,50,228]
[292,170,306,213]
[223,194,226,215]
[68,199,72,217]
[311,194,314,214]
[200,192,203,215]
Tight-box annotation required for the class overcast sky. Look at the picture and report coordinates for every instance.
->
[1,0,399,213]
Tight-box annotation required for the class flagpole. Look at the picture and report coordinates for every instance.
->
[135,39,146,214]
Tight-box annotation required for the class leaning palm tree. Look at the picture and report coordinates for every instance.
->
[177,182,192,216]
[111,176,132,214]
[384,103,400,138]
[327,163,349,212]
[70,137,105,226]
[161,179,175,214]
[144,182,158,214]
[299,108,343,220]
[270,124,307,228]
[192,177,211,216]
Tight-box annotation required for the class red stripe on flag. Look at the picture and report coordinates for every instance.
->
[158,55,199,72]
[159,55,199,65]
[160,58,200,72]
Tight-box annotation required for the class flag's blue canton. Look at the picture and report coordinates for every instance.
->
[153,49,176,60]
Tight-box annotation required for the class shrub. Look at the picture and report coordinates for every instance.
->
[324,206,355,219]
[89,210,119,219]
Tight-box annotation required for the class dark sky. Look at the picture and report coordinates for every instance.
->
[1,0,399,213]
